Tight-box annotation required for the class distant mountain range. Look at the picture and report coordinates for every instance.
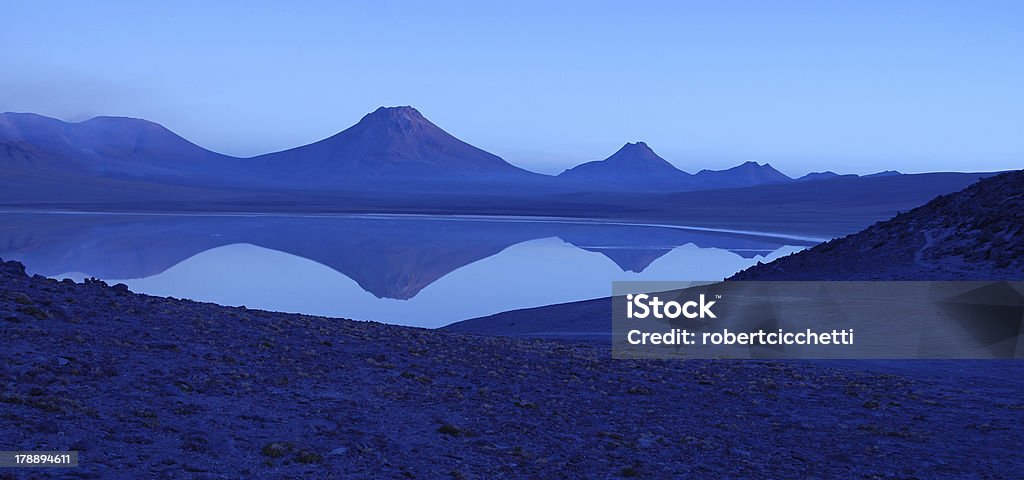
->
[558,141,794,191]
[0,106,909,193]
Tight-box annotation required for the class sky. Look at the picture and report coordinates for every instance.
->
[1,0,1021,176]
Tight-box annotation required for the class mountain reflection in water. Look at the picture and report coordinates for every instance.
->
[0,213,815,327]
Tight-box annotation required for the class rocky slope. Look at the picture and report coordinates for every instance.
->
[2,259,1023,478]
[731,169,1024,280]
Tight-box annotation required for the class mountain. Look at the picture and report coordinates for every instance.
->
[731,169,1024,280]
[864,170,902,178]
[0,112,235,179]
[0,107,544,191]
[692,161,792,189]
[795,171,845,182]
[0,108,953,198]
[557,143,808,192]
[557,142,692,189]
[251,106,540,184]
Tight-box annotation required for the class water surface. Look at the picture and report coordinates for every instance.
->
[0,212,814,327]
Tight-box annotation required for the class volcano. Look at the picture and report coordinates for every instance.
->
[252,106,540,183]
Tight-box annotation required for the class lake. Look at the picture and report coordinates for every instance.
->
[0,212,819,328]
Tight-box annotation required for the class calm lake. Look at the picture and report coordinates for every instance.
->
[0,212,819,328]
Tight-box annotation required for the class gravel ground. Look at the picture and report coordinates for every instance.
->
[1,259,1022,479]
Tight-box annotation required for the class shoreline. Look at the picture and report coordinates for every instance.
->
[0,209,830,243]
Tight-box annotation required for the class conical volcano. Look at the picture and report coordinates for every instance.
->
[253,106,538,182]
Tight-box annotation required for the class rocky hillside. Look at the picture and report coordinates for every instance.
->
[2,259,1022,477]
[732,169,1024,280]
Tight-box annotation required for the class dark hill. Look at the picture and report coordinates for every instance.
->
[731,169,1024,280]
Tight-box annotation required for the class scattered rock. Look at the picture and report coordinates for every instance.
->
[294,449,322,464]
[437,423,463,437]
[261,442,292,458]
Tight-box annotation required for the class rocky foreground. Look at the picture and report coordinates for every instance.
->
[1,260,1023,479]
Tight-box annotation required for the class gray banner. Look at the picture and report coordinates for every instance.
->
[612,281,1024,359]
[0,451,78,468]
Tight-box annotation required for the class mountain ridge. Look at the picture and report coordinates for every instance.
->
[0,107,930,193]
[692,161,793,189]
[0,111,237,181]
[557,141,693,189]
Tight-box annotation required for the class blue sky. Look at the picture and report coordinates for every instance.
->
[1,0,1021,175]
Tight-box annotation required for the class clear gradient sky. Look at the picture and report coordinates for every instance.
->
[1,1,1021,176]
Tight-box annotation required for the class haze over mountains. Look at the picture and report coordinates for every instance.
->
[0,106,922,194]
